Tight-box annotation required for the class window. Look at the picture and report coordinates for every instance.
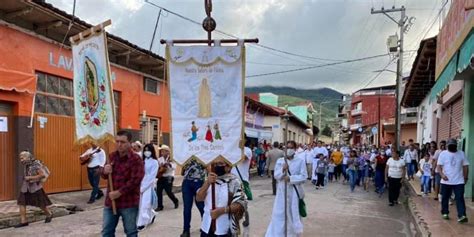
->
[140,117,161,144]
[35,72,73,116]
[143,77,160,94]
[355,117,362,124]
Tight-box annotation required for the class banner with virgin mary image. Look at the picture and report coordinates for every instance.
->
[167,45,245,165]
[71,31,115,144]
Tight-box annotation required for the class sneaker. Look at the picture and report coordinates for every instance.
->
[389,202,395,206]
[442,214,449,220]
[44,215,53,223]
[180,231,190,237]
[87,199,95,204]
[320,186,324,189]
[458,216,468,223]
[137,226,145,231]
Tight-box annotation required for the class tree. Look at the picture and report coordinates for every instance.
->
[322,125,332,137]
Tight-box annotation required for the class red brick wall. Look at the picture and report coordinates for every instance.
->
[349,94,396,127]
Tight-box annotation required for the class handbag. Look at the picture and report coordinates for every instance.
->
[286,164,307,218]
[235,167,253,201]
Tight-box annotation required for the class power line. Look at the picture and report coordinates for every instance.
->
[246,53,390,78]
[144,0,348,63]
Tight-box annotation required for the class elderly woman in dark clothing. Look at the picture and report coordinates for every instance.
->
[15,151,53,228]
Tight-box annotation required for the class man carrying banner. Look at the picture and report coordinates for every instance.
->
[101,130,144,237]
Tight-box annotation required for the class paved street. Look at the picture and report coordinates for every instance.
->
[0,176,416,237]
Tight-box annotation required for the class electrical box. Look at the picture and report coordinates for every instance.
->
[387,35,399,53]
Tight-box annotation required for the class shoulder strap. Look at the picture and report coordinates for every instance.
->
[235,166,244,182]
[285,161,302,200]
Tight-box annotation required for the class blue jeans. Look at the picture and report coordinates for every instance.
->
[87,167,103,201]
[258,160,266,176]
[102,207,138,237]
[347,169,357,191]
[407,162,415,177]
[421,176,430,194]
[375,170,385,193]
[441,184,466,218]
[342,164,348,180]
[182,179,205,231]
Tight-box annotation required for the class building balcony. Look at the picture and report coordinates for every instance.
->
[351,109,365,116]
[401,114,417,124]
[349,123,362,131]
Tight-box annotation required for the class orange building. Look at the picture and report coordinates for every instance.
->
[0,1,169,200]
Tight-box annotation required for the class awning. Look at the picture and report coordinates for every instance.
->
[0,68,37,93]
[457,31,474,73]
[430,52,458,102]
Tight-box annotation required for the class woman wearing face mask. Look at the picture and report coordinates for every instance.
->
[374,150,388,194]
[137,144,159,231]
[266,141,307,237]
[197,158,247,237]
[15,151,53,228]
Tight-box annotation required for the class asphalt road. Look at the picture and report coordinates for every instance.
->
[0,176,416,237]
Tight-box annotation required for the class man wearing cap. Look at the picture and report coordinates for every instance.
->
[156,145,179,211]
[437,138,470,223]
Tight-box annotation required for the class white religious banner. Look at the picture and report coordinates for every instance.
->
[167,45,245,165]
[71,31,115,144]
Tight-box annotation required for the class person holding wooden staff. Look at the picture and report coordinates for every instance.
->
[101,130,144,237]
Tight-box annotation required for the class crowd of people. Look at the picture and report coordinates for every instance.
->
[12,130,469,236]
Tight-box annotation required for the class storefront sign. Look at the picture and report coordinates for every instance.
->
[436,0,474,79]
[49,52,73,71]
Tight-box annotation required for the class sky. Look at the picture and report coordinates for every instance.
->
[46,0,448,94]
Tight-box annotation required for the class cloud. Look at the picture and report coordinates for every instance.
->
[46,0,442,94]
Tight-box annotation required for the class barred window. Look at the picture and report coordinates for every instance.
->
[35,72,74,116]
[143,77,160,94]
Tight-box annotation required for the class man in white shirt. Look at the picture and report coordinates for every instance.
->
[404,144,418,181]
[437,139,470,223]
[304,145,313,180]
[156,145,179,211]
[80,142,106,204]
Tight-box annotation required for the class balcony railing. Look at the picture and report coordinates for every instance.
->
[349,123,362,130]
[351,109,364,116]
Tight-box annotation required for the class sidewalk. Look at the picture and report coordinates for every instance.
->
[407,178,474,237]
[0,176,183,229]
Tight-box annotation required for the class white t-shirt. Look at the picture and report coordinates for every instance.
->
[305,150,313,164]
[342,156,349,165]
[419,159,433,177]
[437,150,469,185]
[158,156,177,177]
[403,149,418,164]
[386,158,405,178]
[312,146,328,158]
[231,147,252,182]
[81,147,106,168]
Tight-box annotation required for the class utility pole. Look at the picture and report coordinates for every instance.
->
[371,6,406,150]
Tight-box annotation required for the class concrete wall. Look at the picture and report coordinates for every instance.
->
[401,124,417,144]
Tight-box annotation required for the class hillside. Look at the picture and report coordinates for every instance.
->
[245,86,344,127]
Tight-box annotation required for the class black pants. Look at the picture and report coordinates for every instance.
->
[316,173,325,187]
[335,165,342,180]
[271,170,276,195]
[388,177,402,203]
[157,176,178,208]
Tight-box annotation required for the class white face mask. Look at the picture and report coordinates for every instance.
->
[287,149,295,157]
[143,151,152,158]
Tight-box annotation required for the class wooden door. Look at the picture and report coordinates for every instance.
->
[0,102,15,200]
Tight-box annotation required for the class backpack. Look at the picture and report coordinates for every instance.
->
[38,161,50,183]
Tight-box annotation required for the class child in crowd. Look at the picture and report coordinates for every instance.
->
[328,159,336,182]
[419,153,433,196]
[315,154,328,189]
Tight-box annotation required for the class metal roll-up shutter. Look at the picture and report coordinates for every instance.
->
[438,107,450,142]
[449,98,463,139]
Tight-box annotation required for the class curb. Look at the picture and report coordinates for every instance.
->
[405,182,431,237]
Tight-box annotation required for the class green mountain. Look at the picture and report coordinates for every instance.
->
[245,86,344,127]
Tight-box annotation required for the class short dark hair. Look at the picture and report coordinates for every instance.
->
[117,130,132,142]
[287,140,297,148]
[273,141,279,148]
[408,139,414,142]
